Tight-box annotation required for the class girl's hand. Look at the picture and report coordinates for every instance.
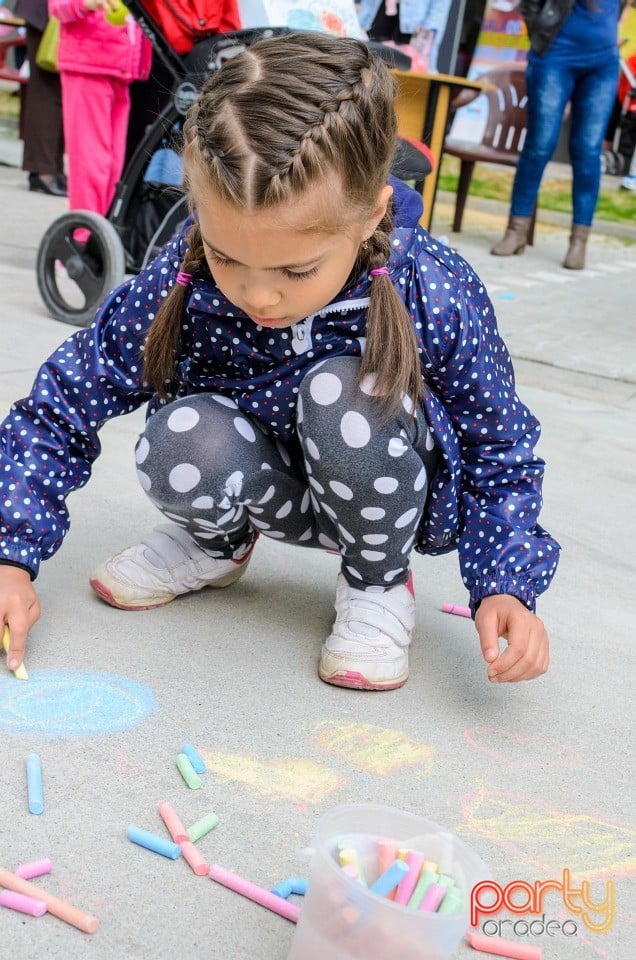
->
[0,566,40,672]
[475,594,549,682]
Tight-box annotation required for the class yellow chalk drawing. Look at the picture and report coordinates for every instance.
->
[460,785,636,879]
[199,749,343,804]
[312,721,434,775]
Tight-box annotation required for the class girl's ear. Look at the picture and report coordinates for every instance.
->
[362,184,394,240]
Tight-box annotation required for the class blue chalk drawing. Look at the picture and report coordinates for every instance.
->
[0,670,154,738]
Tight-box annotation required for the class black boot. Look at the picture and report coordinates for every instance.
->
[28,173,67,197]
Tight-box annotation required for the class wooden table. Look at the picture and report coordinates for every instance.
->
[390,70,491,231]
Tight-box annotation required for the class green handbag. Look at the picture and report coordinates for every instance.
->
[35,17,60,73]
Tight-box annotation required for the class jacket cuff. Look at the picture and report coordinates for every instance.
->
[469,574,536,615]
[0,544,40,580]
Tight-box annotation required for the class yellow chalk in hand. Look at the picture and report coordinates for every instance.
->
[105,1,129,26]
[2,625,28,680]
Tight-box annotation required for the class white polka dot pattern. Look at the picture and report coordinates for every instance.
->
[0,222,559,611]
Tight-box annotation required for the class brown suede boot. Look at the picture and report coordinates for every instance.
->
[563,224,590,270]
[490,216,532,256]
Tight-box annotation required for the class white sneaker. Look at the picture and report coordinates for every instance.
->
[619,174,636,191]
[319,572,415,690]
[89,523,254,610]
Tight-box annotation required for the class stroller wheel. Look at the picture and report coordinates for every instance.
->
[36,211,126,327]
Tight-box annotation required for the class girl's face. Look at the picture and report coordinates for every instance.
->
[195,179,392,329]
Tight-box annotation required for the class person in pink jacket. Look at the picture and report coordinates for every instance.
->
[49,0,152,215]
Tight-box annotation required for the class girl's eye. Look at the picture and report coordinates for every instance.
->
[282,266,319,281]
[209,254,318,281]
[210,254,233,268]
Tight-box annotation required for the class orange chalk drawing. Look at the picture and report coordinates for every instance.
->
[312,721,434,775]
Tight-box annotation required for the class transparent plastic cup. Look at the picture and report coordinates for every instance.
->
[287,803,490,960]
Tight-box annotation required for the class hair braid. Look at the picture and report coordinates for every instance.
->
[358,211,423,417]
[143,222,206,397]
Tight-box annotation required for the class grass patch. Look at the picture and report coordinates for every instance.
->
[0,88,21,120]
[439,155,636,225]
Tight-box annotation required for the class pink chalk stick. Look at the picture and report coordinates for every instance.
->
[0,868,99,934]
[419,882,446,912]
[15,858,53,880]
[394,850,424,905]
[180,841,210,877]
[0,889,48,917]
[466,931,542,960]
[158,801,189,844]
[441,603,472,619]
[209,864,301,923]
[376,839,397,900]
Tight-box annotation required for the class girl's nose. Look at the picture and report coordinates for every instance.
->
[242,276,282,312]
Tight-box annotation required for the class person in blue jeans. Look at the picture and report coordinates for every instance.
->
[492,0,623,269]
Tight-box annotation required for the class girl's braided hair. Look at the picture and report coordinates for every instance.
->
[144,32,422,413]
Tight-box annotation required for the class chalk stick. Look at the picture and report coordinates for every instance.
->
[15,859,52,880]
[441,603,472,619]
[0,889,48,917]
[186,811,220,843]
[338,846,367,886]
[466,931,542,960]
[394,850,424,906]
[0,868,99,934]
[437,873,455,889]
[437,886,464,915]
[271,881,294,899]
[408,868,439,909]
[209,864,301,923]
[176,753,202,789]
[420,881,446,912]
[181,743,206,774]
[180,841,210,877]
[2,625,28,680]
[26,753,44,815]
[369,859,409,898]
[127,825,182,860]
[288,878,308,896]
[158,801,189,843]
[377,839,397,900]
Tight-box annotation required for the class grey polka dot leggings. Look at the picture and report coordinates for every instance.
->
[135,357,439,591]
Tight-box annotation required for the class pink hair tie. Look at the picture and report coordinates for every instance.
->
[369,267,390,278]
[176,271,192,287]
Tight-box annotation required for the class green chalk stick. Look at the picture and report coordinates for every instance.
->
[176,753,202,789]
[187,811,220,843]
[437,886,464,915]
[437,873,455,889]
[407,869,439,909]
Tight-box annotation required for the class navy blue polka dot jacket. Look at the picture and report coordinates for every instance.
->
[0,224,560,612]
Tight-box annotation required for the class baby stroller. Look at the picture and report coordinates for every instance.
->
[36,1,433,327]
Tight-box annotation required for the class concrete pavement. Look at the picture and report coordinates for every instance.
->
[0,140,634,960]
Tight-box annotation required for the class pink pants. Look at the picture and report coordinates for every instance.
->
[61,72,130,216]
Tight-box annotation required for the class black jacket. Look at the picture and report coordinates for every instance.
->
[520,0,576,55]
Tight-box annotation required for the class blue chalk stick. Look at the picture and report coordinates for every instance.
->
[288,878,308,896]
[369,859,409,898]
[26,754,44,815]
[271,881,294,899]
[127,825,182,860]
[181,743,206,774]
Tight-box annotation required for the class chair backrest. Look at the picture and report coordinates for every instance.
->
[479,66,528,157]
[0,8,25,85]
[448,65,528,160]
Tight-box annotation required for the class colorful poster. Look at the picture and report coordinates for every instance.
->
[237,0,364,38]
[449,0,529,142]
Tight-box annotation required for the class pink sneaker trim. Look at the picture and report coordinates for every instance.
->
[318,668,408,691]
[405,571,415,599]
[89,578,173,611]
